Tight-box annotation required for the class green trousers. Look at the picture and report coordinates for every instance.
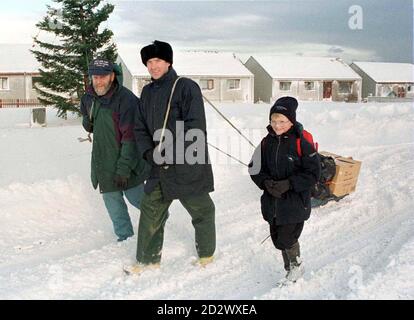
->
[136,184,216,264]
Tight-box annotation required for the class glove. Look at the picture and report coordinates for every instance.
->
[113,175,128,189]
[144,148,167,167]
[264,179,291,198]
[264,179,282,198]
[272,179,291,195]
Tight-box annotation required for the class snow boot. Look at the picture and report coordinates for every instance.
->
[193,255,214,267]
[285,242,304,282]
[123,262,160,275]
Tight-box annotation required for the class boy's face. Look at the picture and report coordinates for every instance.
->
[270,113,293,135]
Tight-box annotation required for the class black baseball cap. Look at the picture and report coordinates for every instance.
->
[88,58,114,76]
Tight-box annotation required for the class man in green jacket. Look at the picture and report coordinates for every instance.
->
[80,58,149,242]
[126,41,216,274]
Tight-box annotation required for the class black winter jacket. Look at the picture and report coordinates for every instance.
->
[134,68,214,200]
[249,123,320,225]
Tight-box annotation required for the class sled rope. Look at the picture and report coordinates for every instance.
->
[260,234,271,245]
[203,95,256,148]
[157,81,254,165]
[207,142,248,167]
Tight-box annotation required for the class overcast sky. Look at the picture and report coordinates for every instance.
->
[0,0,412,63]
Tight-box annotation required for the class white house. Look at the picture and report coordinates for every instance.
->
[244,56,362,103]
[117,46,254,103]
[0,44,41,104]
[350,61,414,99]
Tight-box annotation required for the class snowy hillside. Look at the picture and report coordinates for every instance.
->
[0,101,413,299]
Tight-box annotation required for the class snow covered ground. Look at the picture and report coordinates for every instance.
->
[0,101,413,300]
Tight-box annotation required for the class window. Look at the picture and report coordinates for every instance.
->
[0,77,9,90]
[200,79,214,90]
[227,79,240,90]
[380,85,392,97]
[304,81,315,90]
[408,85,412,92]
[279,81,291,91]
[338,82,352,94]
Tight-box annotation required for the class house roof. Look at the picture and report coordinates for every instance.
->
[249,56,361,80]
[352,61,414,83]
[117,45,253,77]
[0,44,40,73]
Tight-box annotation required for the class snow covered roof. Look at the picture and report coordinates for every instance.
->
[352,61,414,83]
[116,44,147,76]
[250,56,361,80]
[117,45,253,77]
[0,44,40,73]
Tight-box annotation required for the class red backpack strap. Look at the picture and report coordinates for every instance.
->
[297,130,318,157]
[296,137,302,157]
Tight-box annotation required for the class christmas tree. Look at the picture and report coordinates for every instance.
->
[31,0,117,118]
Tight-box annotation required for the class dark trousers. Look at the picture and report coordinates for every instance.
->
[269,221,304,250]
[136,184,216,264]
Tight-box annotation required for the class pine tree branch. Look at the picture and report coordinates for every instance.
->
[31,0,117,118]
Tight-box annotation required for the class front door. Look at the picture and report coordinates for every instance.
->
[323,81,332,99]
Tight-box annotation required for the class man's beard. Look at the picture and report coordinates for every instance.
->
[93,80,113,96]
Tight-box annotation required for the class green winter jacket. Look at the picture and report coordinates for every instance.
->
[80,65,150,193]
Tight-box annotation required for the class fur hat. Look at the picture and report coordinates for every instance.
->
[269,96,298,124]
[140,40,173,66]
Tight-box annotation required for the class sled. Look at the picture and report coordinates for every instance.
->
[311,151,362,208]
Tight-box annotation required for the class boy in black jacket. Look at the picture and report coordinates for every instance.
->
[249,96,320,282]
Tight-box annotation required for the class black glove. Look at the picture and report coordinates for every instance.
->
[113,175,128,189]
[144,148,165,167]
[264,180,281,198]
[264,179,291,198]
[272,179,291,195]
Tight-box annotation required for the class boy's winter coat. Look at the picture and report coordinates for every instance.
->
[249,123,321,225]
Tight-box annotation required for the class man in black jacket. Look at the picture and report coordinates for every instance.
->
[128,41,216,273]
